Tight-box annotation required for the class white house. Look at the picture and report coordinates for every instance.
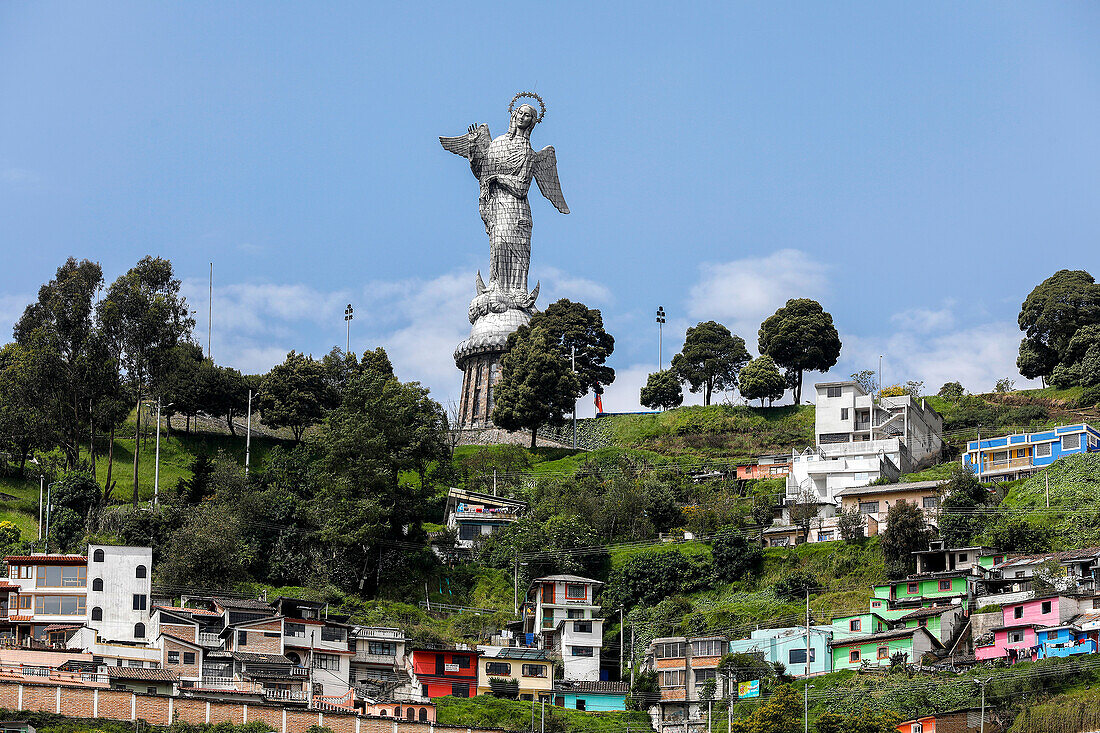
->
[520,575,604,681]
[444,488,526,549]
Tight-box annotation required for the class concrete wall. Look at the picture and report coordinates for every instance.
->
[0,678,504,733]
[87,545,152,644]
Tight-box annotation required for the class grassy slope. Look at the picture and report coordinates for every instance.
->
[437,695,653,733]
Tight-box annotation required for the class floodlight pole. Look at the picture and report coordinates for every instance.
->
[344,304,354,353]
[245,389,253,476]
[656,307,666,371]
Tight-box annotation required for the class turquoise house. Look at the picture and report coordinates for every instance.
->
[552,681,629,711]
[728,626,832,677]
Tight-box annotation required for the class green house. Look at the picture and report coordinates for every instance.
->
[829,613,890,639]
[830,627,942,671]
[878,572,975,608]
[894,605,966,644]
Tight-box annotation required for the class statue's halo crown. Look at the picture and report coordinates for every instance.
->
[509,91,546,123]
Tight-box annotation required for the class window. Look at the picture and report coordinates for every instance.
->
[694,668,717,683]
[321,626,345,642]
[36,566,86,588]
[849,619,861,632]
[922,496,939,509]
[168,651,180,664]
[285,622,306,638]
[1009,631,1024,643]
[1035,442,1053,458]
[522,664,546,677]
[1042,601,1052,614]
[486,662,511,676]
[818,531,833,541]
[91,578,103,592]
[660,670,685,687]
[849,649,860,663]
[367,641,397,656]
[840,408,849,420]
[93,549,104,562]
[691,639,725,657]
[136,565,147,579]
[877,646,890,660]
[91,607,102,621]
[458,523,480,541]
[419,708,428,722]
[132,594,147,611]
[657,642,686,659]
[313,653,340,670]
[826,386,843,398]
[566,584,587,600]
[263,631,280,638]
[1063,434,1082,451]
[574,620,592,633]
[450,683,470,698]
[859,502,880,515]
[407,708,415,721]
[35,595,86,615]
[907,583,919,594]
[576,700,586,711]
[788,648,816,664]
[1048,631,1058,641]
[570,646,594,657]
[958,553,968,562]
[567,609,584,619]
[938,580,951,591]
[134,623,145,639]
[238,630,247,646]
[912,724,924,733]
[453,655,470,669]
[820,432,850,444]
[1014,607,1024,619]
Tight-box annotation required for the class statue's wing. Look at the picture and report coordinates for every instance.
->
[533,146,569,214]
[439,124,490,159]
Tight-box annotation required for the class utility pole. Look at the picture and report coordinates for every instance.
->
[540,699,545,733]
[244,389,253,476]
[974,677,992,733]
[619,607,625,676]
[571,345,577,450]
[1045,473,1050,508]
[804,684,814,733]
[514,554,519,616]
[37,475,43,541]
[804,587,811,677]
[630,622,636,689]
[153,397,162,506]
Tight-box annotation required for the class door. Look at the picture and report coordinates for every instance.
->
[435,653,445,675]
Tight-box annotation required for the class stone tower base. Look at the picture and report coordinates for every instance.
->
[456,350,503,429]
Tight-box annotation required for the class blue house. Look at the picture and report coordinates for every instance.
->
[962,424,1100,482]
[728,626,832,677]
[552,681,629,711]
[1036,625,1097,659]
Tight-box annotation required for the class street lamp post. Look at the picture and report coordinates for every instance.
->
[245,389,253,476]
[152,398,173,506]
[344,304,354,353]
[973,677,992,733]
[656,307,666,371]
[804,684,815,733]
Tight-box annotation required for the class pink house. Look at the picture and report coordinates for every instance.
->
[975,595,1082,661]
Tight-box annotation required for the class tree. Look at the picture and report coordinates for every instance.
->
[850,369,879,395]
[13,258,105,467]
[520,299,616,396]
[995,377,1015,393]
[985,516,1048,554]
[1017,270,1100,382]
[881,500,931,579]
[157,342,205,433]
[815,709,902,733]
[97,256,193,506]
[671,321,750,406]
[789,486,819,542]
[758,299,842,404]
[158,502,254,588]
[837,506,866,542]
[256,351,330,443]
[200,363,249,436]
[492,327,582,448]
[640,369,683,410]
[0,343,54,473]
[937,381,965,401]
[739,356,787,406]
[938,466,992,547]
[711,526,763,582]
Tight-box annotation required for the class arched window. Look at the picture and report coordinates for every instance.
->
[92,578,103,591]
[395,707,402,718]
[406,708,415,721]
[380,710,388,717]
[419,708,428,722]
[135,565,147,579]
[93,549,104,562]
[134,623,145,639]
[91,607,102,621]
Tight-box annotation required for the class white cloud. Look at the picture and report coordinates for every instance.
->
[540,266,612,304]
[830,321,1037,396]
[687,249,830,339]
[891,301,956,334]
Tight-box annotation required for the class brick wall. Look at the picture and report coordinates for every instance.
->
[0,680,510,733]
[235,619,284,655]
[162,623,197,642]
[164,637,202,678]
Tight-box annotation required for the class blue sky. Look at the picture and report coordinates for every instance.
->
[2,2,1099,412]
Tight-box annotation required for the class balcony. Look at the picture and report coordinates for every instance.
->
[352,652,398,665]
[198,632,223,648]
[978,456,1033,476]
[454,510,519,521]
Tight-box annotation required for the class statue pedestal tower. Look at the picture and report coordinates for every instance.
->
[454,298,533,428]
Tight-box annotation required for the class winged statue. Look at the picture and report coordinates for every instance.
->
[440,93,568,307]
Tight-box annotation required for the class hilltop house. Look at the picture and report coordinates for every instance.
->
[476,647,553,701]
[644,635,729,733]
[444,488,526,550]
[520,575,604,681]
[408,647,480,698]
[981,547,1100,600]
[728,626,832,677]
[835,481,944,535]
[962,424,1100,482]
[552,680,629,711]
[829,627,942,671]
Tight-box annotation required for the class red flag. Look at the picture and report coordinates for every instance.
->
[594,386,604,414]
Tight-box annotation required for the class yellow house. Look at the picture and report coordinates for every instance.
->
[477,648,554,702]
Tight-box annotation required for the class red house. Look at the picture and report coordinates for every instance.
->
[409,648,480,698]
